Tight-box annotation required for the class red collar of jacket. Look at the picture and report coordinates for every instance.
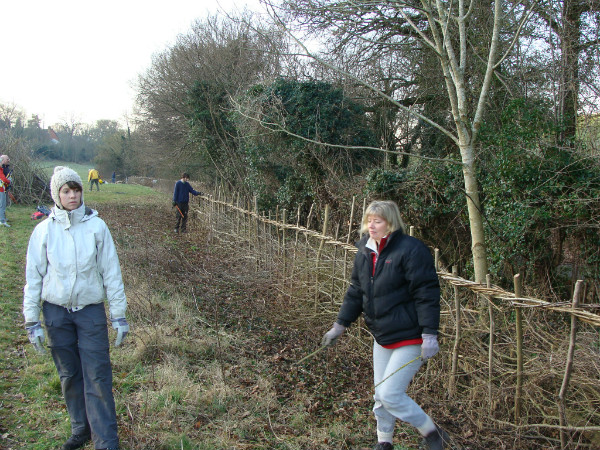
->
[370,235,389,276]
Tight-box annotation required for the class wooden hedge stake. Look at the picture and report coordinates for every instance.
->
[330,223,340,304]
[346,196,356,247]
[314,205,330,308]
[261,211,267,272]
[282,209,287,279]
[449,265,461,397]
[343,196,356,287]
[254,197,259,272]
[317,204,330,261]
[514,274,523,424]
[289,206,302,290]
[487,273,495,413]
[268,211,274,277]
[305,203,315,262]
[235,192,240,236]
[559,279,583,450]
[209,193,215,245]
[275,206,281,254]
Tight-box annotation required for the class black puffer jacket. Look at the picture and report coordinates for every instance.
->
[336,229,440,346]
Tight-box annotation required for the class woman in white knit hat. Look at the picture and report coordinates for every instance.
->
[23,166,129,450]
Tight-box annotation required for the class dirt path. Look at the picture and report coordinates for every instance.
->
[101,200,378,450]
[0,199,405,450]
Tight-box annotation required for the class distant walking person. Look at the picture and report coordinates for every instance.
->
[321,200,450,450]
[23,166,128,450]
[0,154,11,227]
[111,171,116,184]
[172,172,201,233]
[88,168,100,191]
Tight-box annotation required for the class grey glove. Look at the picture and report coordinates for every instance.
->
[25,321,46,353]
[111,318,130,347]
[421,333,439,361]
[321,322,346,347]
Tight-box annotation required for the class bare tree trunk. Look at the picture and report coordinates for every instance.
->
[461,150,488,282]
[264,0,534,284]
[559,0,583,146]
[558,280,583,449]
[424,0,501,283]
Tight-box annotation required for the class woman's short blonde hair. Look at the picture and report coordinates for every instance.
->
[360,200,406,235]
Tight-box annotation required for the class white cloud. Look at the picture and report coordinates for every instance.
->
[0,0,261,127]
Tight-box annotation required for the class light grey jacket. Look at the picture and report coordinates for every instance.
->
[23,203,127,323]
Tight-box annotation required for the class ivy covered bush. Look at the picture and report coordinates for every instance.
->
[241,78,377,213]
[479,99,600,294]
[366,99,600,296]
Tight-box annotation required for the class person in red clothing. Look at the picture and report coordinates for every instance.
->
[321,200,450,450]
[0,154,11,227]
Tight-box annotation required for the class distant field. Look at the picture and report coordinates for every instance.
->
[35,160,165,206]
[37,160,91,178]
[0,166,169,450]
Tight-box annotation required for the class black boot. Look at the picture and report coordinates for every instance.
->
[373,443,394,450]
[423,425,450,450]
[61,432,91,450]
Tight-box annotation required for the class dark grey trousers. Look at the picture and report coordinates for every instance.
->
[89,179,100,191]
[43,302,119,449]
[174,201,190,231]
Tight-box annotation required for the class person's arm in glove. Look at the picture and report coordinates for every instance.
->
[321,322,346,347]
[421,333,439,361]
[111,318,130,347]
[25,321,46,353]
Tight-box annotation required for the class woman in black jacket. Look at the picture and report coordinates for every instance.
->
[321,200,450,450]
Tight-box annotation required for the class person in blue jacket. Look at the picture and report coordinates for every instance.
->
[172,172,201,233]
[321,200,450,450]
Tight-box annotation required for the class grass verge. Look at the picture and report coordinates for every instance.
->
[0,182,399,450]
[0,202,72,450]
[0,182,164,450]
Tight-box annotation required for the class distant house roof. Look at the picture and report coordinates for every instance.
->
[47,127,59,144]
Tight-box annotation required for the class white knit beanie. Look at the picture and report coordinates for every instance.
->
[50,166,83,207]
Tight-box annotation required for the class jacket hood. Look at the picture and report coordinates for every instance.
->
[50,203,97,229]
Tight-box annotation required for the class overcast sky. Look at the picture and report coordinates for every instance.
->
[0,0,261,128]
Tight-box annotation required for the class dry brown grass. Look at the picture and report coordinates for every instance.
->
[100,198,378,450]
[93,191,600,450]
[187,193,600,450]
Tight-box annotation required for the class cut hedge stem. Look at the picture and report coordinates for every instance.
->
[295,345,328,365]
[374,356,421,388]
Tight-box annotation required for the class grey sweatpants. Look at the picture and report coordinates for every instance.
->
[43,301,119,449]
[372,342,431,435]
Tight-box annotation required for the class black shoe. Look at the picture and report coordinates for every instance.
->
[61,432,91,450]
[423,425,450,450]
[373,443,394,450]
